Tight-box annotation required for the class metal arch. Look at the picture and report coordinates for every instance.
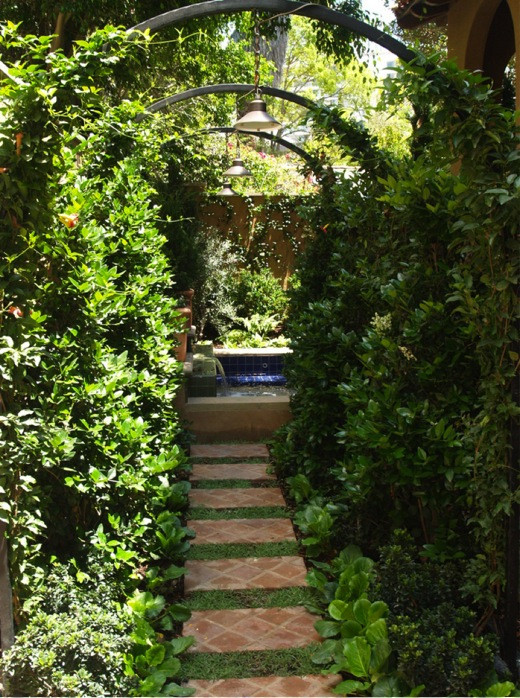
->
[147,83,315,115]
[195,126,315,166]
[129,0,416,63]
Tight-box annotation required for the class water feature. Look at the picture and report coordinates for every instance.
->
[216,384,292,398]
[214,347,290,389]
[214,357,229,396]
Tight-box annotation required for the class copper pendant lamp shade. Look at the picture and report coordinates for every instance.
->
[234,91,282,133]
[217,180,238,196]
[224,157,253,177]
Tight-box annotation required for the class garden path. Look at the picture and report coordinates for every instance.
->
[183,443,340,697]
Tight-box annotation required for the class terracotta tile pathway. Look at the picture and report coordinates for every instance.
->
[184,607,321,652]
[188,518,295,545]
[185,556,308,592]
[191,463,275,481]
[191,444,269,459]
[184,443,332,697]
[187,675,342,697]
[190,487,285,509]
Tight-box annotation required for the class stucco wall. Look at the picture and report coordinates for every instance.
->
[447,0,519,107]
[198,195,310,288]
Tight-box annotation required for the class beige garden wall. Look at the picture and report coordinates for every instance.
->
[198,195,310,288]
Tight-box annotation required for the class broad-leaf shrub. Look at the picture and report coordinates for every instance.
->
[0,24,193,694]
[273,55,519,687]
[2,603,136,697]
[308,545,406,697]
[232,268,289,320]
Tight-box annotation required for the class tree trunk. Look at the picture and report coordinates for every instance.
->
[0,521,14,654]
[260,27,289,88]
[50,11,71,53]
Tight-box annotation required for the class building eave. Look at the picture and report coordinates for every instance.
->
[393,0,451,29]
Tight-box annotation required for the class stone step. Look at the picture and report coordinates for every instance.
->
[187,674,342,697]
[183,607,321,653]
[185,556,308,593]
[189,518,295,545]
[191,443,269,460]
[191,463,275,482]
[183,399,291,443]
[189,487,285,509]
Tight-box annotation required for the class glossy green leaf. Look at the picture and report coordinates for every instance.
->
[343,636,371,677]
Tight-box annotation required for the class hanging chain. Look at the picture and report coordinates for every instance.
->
[253,14,261,93]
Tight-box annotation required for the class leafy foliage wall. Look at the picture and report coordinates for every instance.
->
[0,25,195,695]
[275,55,519,642]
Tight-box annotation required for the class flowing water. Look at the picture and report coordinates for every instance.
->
[216,384,292,398]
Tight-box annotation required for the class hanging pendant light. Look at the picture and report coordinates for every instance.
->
[217,180,238,196]
[224,157,252,176]
[234,90,282,133]
[234,15,282,134]
[224,136,252,177]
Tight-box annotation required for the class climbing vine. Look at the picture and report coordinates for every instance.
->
[273,54,520,693]
[0,24,194,695]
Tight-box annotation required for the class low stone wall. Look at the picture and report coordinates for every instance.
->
[181,396,291,442]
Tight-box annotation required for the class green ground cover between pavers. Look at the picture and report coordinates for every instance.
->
[192,479,279,489]
[186,587,318,611]
[179,645,322,681]
[187,540,300,560]
[188,506,289,520]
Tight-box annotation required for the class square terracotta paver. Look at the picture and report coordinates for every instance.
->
[183,606,321,652]
[190,487,285,509]
[191,463,275,482]
[185,556,308,592]
[188,518,295,545]
[187,674,343,697]
[191,444,269,459]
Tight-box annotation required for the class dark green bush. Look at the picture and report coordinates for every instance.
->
[374,531,463,615]
[389,605,497,697]
[374,532,498,696]
[273,55,519,693]
[274,57,519,617]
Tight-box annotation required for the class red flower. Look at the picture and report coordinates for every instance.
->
[59,213,79,228]
[320,223,330,234]
[8,306,23,318]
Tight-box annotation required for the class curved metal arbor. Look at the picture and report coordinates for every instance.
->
[130,0,416,63]
[177,126,315,166]
[147,83,315,115]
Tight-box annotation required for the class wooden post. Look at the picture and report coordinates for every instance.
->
[0,521,14,651]
[503,307,520,678]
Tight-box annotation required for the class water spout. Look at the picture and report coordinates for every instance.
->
[214,358,228,396]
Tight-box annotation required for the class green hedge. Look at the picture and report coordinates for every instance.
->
[274,55,519,647]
